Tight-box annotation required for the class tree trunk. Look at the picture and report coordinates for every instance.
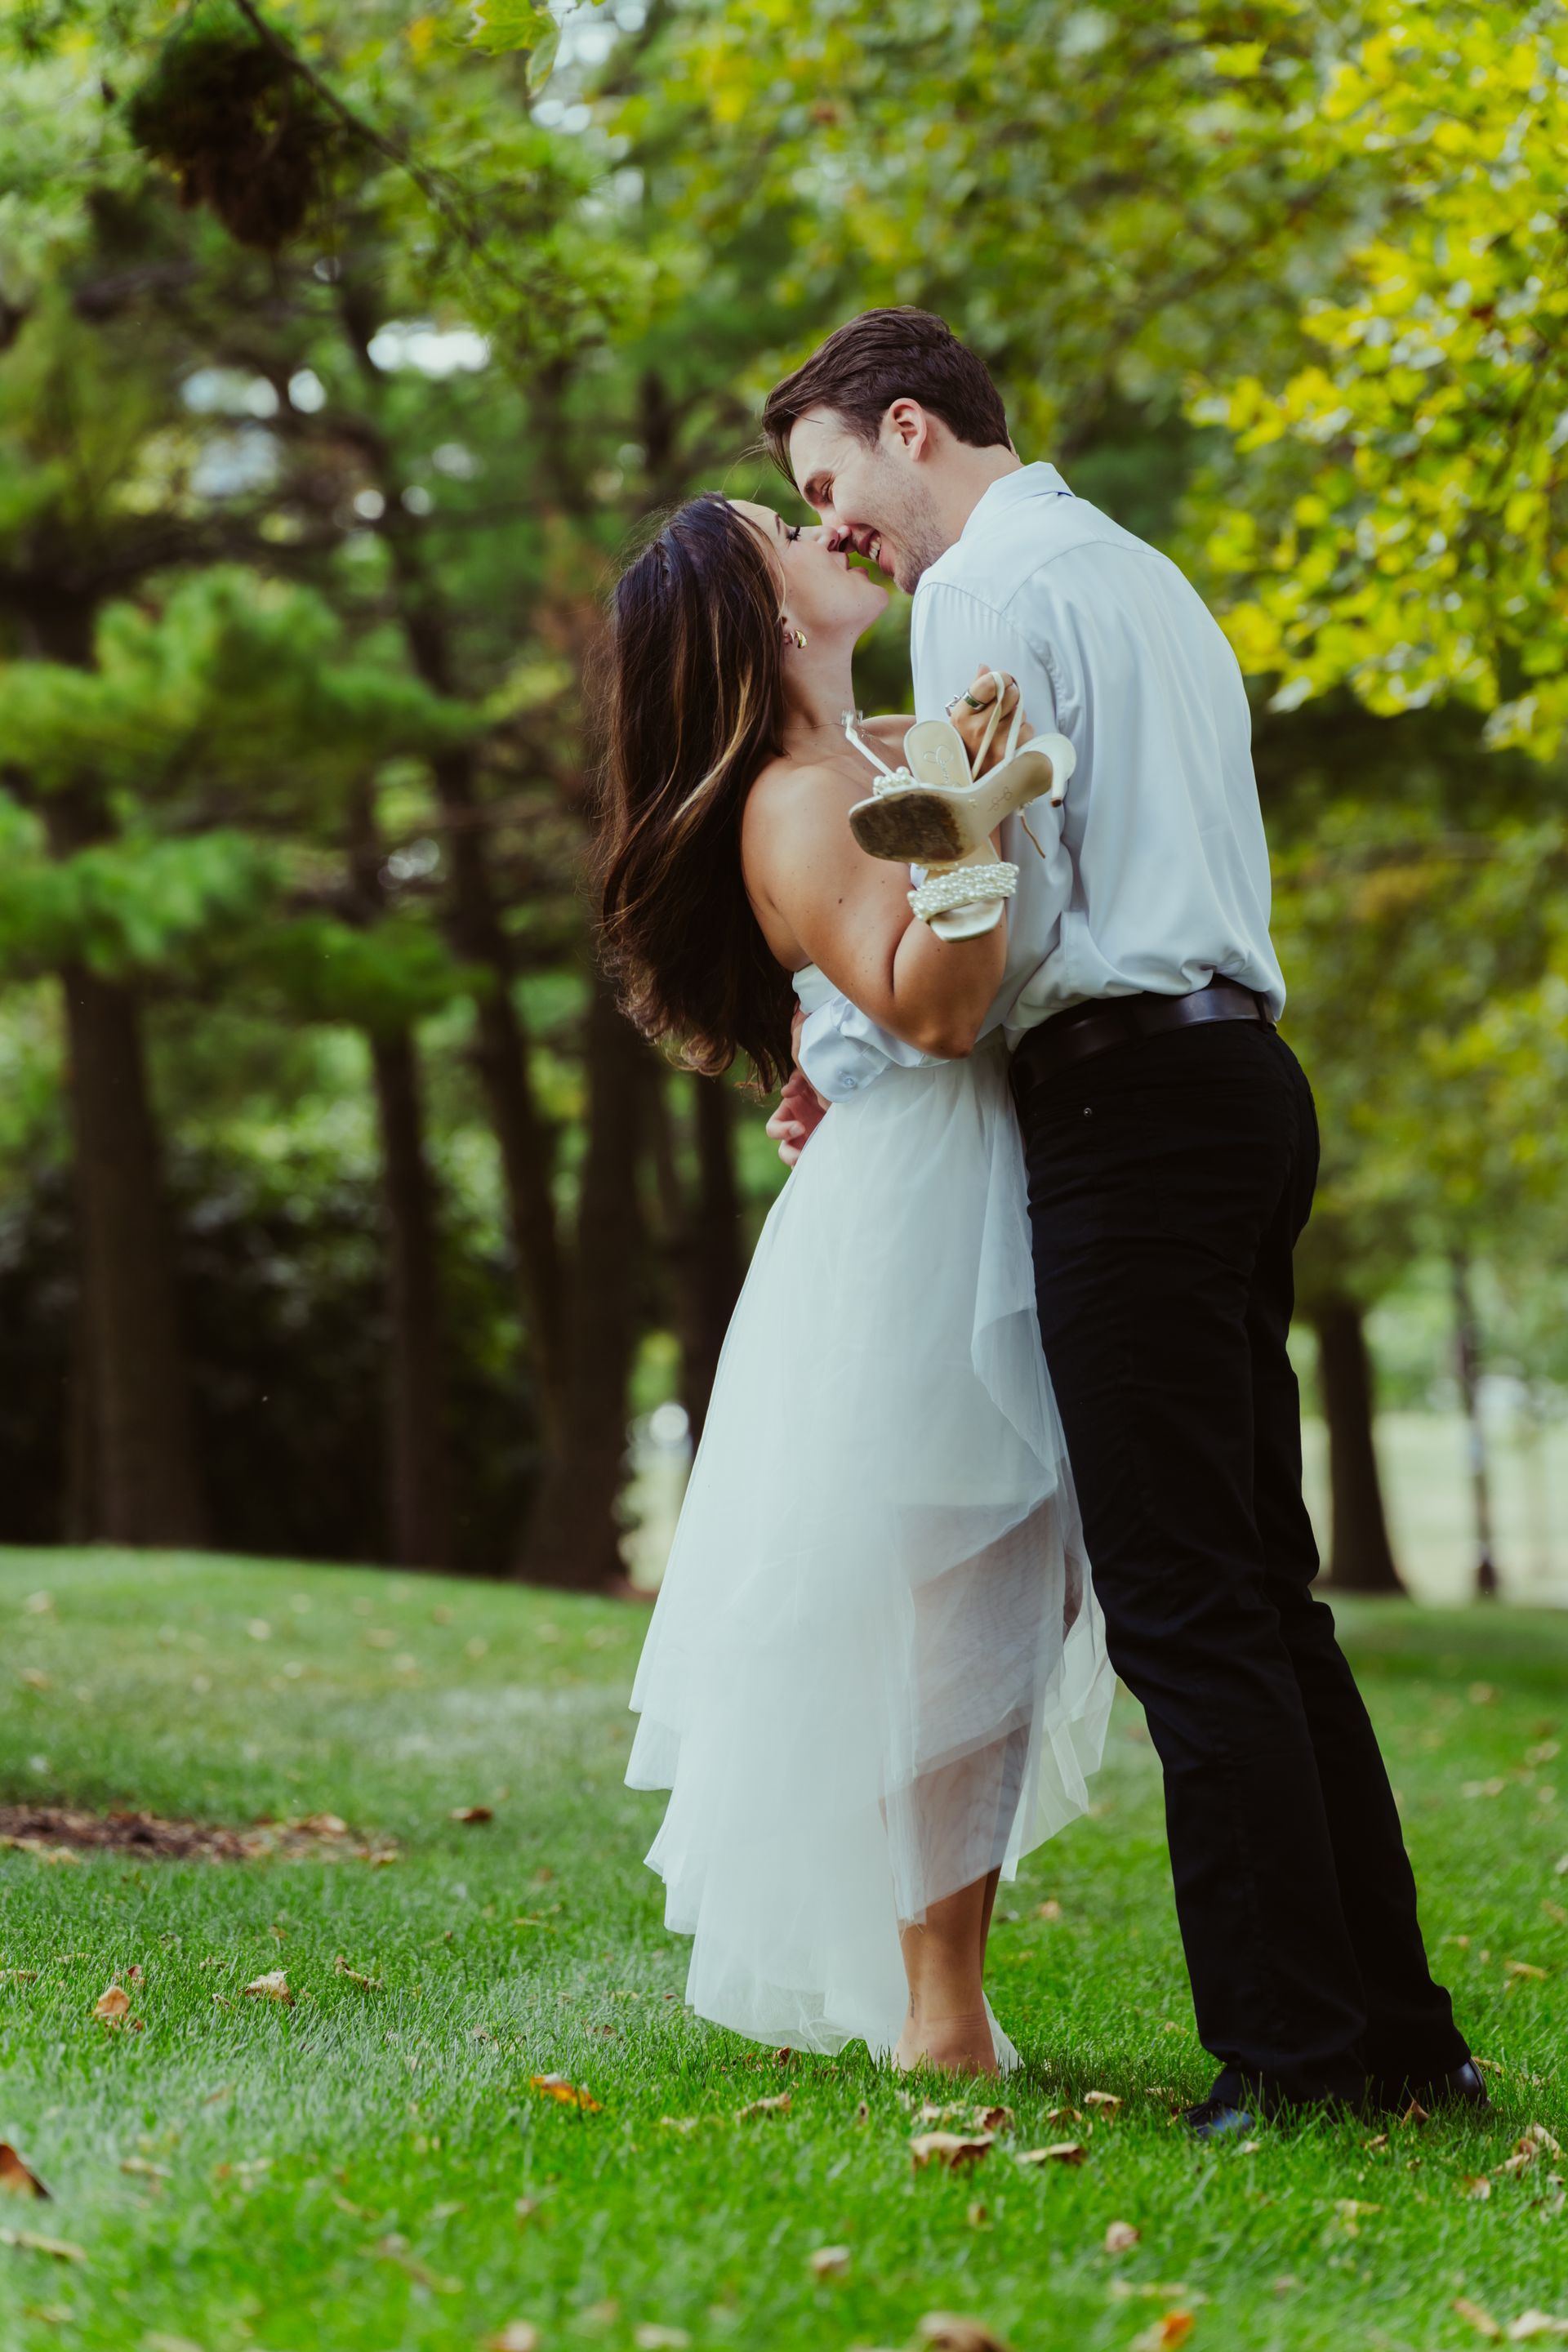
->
[1450,1250,1500,1598]
[56,959,207,1547]
[679,1073,743,1444]
[1311,1293,1405,1594]
[334,364,568,1423]
[368,1027,453,1571]
[516,967,648,1588]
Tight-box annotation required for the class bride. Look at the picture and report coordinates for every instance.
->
[597,491,1112,2076]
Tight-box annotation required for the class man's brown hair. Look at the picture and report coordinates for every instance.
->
[761,308,1012,484]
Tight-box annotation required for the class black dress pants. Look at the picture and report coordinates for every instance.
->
[1010,1016,1466,2104]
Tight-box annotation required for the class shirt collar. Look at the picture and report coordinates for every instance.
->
[959,461,1074,545]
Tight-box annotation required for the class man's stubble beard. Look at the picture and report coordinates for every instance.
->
[884,471,951,595]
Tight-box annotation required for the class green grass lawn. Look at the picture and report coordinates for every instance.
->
[1,1548,1565,2352]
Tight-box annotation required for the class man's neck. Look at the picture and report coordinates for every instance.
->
[939,444,1024,549]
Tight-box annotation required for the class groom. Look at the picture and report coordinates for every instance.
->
[760,308,1480,2136]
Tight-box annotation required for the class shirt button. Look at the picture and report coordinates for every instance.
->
[841,1076,858,1092]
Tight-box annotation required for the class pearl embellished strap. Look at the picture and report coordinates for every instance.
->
[907,862,1019,922]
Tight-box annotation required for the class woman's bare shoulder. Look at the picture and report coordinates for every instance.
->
[858,712,915,757]
[743,751,861,881]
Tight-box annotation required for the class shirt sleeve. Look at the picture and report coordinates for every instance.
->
[796,996,947,1103]
[910,582,1062,740]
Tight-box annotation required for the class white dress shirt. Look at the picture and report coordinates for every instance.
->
[799,462,1286,1102]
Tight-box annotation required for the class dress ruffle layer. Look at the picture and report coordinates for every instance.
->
[627,1002,1113,2064]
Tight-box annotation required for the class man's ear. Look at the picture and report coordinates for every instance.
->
[883,398,934,462]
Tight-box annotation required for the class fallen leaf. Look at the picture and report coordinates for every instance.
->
[450,1805,493,1824]
[736,2093,791,2121]
[1506,1960,1548,1982]
[118,2158,170,2181]
[91,1984,130,2023]
[915,2316,1014,2352]
[241,1971,293,2004]
[483,2328,542,2352]
[1104,2221,1140,2252]
[1362,2134,1390,2152]
[1399,2099,1430,2126]
[632,2329,690,2350]
[1015,2141,1085,2167]
[1507,2315,1568,2342]
[808,2244,850,2278]
[657,2117,699,2134]
[1475,2056,1506,2074]
[1460,2174,1494,2200]
[1455,2301,1503,2341]
[376,2233,460,2294]
[1084,2091,1122,2114]
[1236,2140,1263,2154]
[0,2226,85,2261]
[853,2100,871,2126]
[1130,2319,1193,2352]
[911,2131,995,2172]
[529,2074,601,2113]
[0,2146,50,2199]
[974,2105,1013,2133]
[332,1956,383,1990]
[1034,1900,1062,1922]
[966,2200,989,2227]
[126,1965,143,1985]
[20,1669,48,1690]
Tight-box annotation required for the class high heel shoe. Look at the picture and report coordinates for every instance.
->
[850,685,1076,866]
[842,678,1073,942]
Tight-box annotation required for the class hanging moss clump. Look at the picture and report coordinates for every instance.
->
[125,0,344,251]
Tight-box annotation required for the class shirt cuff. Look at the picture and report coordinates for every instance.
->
[797,997,944,1101]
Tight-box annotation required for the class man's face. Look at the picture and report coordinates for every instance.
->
[786,404,952,595]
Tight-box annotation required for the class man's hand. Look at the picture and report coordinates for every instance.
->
[765,1003,829,1168]
[947,667,1032,773]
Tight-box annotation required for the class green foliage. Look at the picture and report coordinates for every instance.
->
[0,820,274,979]
[1190,1,1568,753]
[2,570,478,803]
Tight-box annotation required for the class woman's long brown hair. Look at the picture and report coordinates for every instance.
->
[597,493,797,1093]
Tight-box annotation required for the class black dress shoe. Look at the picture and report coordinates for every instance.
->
[1183,2095,1260,2142]
[1369,2057,1492,2117]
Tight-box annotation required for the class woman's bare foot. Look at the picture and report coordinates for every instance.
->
[893,2007,999,2077]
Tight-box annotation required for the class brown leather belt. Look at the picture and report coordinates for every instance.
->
[1011,976,1275,1096]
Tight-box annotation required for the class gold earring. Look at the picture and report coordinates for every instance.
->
[782,621,807,649]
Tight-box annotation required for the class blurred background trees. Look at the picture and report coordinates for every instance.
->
[0,0,1562,1596]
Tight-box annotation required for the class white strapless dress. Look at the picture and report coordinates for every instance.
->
[625,967,1113,2067]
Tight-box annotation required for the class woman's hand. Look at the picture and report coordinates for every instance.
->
[946,668,1032,773]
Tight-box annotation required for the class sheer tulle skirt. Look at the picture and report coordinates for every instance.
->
[626,1033,1113,2064]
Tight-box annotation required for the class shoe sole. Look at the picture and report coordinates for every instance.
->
[850,793,970,864]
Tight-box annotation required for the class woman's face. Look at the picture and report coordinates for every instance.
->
[730,500,889,639]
